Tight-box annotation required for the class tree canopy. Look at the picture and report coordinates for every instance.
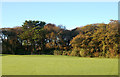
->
[1,20,120,58]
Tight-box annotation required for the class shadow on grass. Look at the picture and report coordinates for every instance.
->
[0,54,9,56]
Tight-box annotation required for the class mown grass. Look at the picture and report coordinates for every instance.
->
[2,55,118,75]
[0,54,2,76]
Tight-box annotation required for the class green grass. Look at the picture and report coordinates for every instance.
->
[2,55,118,75]
[0,55,1,76]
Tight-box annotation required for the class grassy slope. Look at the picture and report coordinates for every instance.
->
[2,55,118,75]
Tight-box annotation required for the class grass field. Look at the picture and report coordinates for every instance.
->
[2,55,118,75]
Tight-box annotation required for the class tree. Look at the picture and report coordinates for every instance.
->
[19,20,46,54]
[1,27,23,54]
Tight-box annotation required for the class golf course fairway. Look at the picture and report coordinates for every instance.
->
[2,55,118,75]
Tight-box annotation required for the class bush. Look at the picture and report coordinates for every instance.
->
[107,48,117,58]
[115,54,119,58]
[62,51,67,55]
[54,50,63,55]
[63,50,72,56]
[105,51,110,58]
[70,48,79,56]
[79,48,87,57]
[67,51,72,56]
[93,52,99,57]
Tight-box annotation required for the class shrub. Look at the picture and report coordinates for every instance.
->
[54,50,63,55]
[105,51,110,58]
[115,54,119,58]
[70,48,79,56]
[67,51,72,56]
[93,52,99,57]
[79,48,87,57]
[62,51,67,55]
[107,48,117,58]
[62,50,71,56]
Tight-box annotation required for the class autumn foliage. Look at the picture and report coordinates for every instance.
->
[1,20,120,58]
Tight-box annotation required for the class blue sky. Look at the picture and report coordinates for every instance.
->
[1,2,118,30]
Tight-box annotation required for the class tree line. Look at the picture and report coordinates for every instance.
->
[0,20,120,58]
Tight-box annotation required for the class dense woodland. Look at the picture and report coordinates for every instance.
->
[0,19,120,58]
